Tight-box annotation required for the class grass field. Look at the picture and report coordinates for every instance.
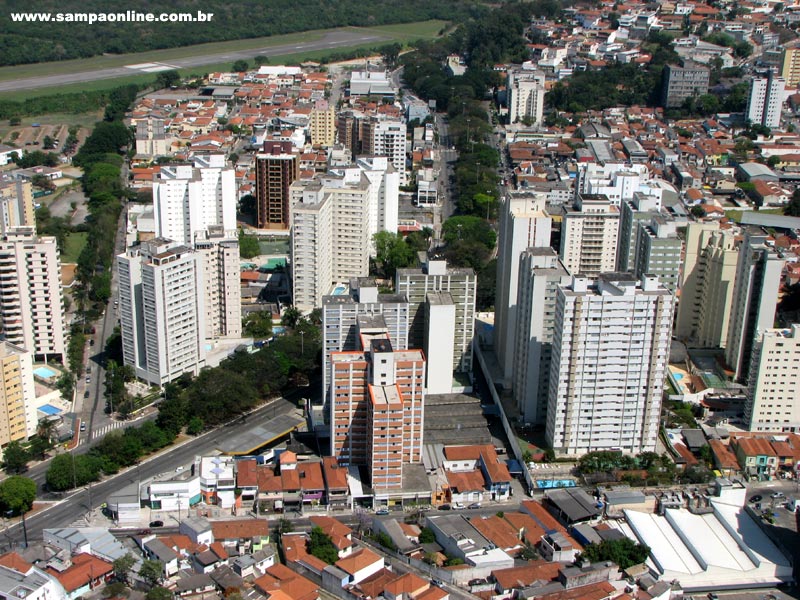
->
[61,231,88,263]
[0,20,446,102]
[724,207,785,222]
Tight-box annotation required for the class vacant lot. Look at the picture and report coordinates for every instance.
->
[0,112,98,151]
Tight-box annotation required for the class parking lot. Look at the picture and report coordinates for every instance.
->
[746,480,800,583]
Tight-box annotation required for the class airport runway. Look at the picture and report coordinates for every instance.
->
[0,29,388,93]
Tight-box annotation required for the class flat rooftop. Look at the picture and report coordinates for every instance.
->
[216,413,305,456]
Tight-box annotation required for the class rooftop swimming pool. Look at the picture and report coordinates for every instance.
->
[33,366,58,379]
[535,479,577,489]
[38,404,62,416]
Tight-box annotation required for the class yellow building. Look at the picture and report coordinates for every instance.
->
[780,45,800,87]
[309,105,336,147]
[0,179,34,232]
[0,342,36,458]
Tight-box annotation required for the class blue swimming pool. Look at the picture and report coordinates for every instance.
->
[33,366,58,379]
[536,479,577,489]
[273,326,286,335]
[333,286,347,296]
[674,373,684,380]
[38,404,62,416]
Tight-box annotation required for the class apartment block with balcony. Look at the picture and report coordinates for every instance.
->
[256,141,300,230]
[546,274,674,456]
[193,227,241,339]
[0,341,37,459]
[0,227,66,362]
[559,194,620,278]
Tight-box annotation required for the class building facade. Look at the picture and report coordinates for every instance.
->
[193,227,242,339]
[661,61,710,108]
[494,192,552,386]
[546,274,673,456]
[0,179,34,234]
[559,194,620,278]
[153,154,236,245]
[745,324,800,433]
[780,44,800,87]
[513,248,571,426]
[746,73,785,129]
[118,239,206,386]
[675,222,739,347]
[255,141,299,230]
[0,228,66,361]
[396,254,477,374]
[0,341,37,458]
[507,70,546,126]
[725,233,784,382]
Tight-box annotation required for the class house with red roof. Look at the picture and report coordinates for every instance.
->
[48,554,113,600]
[731,436,778,477]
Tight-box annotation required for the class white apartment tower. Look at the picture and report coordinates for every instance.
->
[396,254,477,374]
[617,193,661,272]
[725,233,784,382]
[118,239,206,386]
[0,227,66,361]
[153,154,236,245]
[559,194,620,278]
[546,274,673,456]
[513,248,571,425]
[495,191,552,385]
[193,227,242,340]
[746,72,785,129]
[507,69,546,126]
[363,117,407,185]
[290,171,372,312]
[745,324,800,433]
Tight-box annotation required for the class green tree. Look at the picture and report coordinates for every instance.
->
[239,194,256,218]
[281,307,301,329]
[155,71,180,89]
[238,230,260,259]
[113,553,136,584]
[146,587,172,600]
[27,436,50,461]
[1,441,29,474]
[419,527,436,544]
[186,416,204,435]
[254,55,269,66]
[308,526,339,564]
[444,557,464,566]
[231,60,249,72]
[580,538,650,569]
[139,559,164,588]
[0,476,36,515]
[243,311,274,338]
[372,231,416,278]
[441,216,496,250]
[46,452,102,491]
[785,189,800,217]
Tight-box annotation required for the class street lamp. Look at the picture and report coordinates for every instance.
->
[300,330,305,356]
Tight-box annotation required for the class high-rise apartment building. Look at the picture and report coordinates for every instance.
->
[290,171,372,311]
[746,72,785,128]
[321,278,409,399]
[675,222,739,347]
[635,218,682,294]
[559,194,620,278]
[494,192,552,385]
[118,239,206,386]
[425,292,457,394]
[725,233,784,382]
[310,101,336,147]
[0,179,34,234]
[507,69,546,126]
[0,227,66,361]
[255,141,299,230]
[513,248,570,425]
[329,323,424,492]
[396,254,477,374]
[193,227,242,340]
[355,157,400,243]
[153,154,236,245]
[617,193,661,272]
[362,116,407,185]
[661,61,710,108]
[745,324,800,433]
[546,274,673,456]
[780,43,800,87]
[0,341,37,459]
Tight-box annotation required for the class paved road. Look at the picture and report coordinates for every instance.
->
[5,396,300,545]
[0,30,388,93]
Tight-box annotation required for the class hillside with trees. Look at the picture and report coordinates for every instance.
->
[0,0,485,66]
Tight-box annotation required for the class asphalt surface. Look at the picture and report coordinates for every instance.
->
[5,395,300,545]
[0,30,388,93]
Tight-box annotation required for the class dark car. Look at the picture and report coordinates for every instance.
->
[749,494,763,503]
[438,504,451,511]
[149,520,164,527]
[468,502,482,509]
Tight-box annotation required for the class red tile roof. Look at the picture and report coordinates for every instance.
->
[0,552,32,574]
[50,554,113,593]
[211,519,270,540]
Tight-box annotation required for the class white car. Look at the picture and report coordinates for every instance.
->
[175,466,185,473]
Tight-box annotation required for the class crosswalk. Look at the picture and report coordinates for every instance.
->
[90,420,130,440]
